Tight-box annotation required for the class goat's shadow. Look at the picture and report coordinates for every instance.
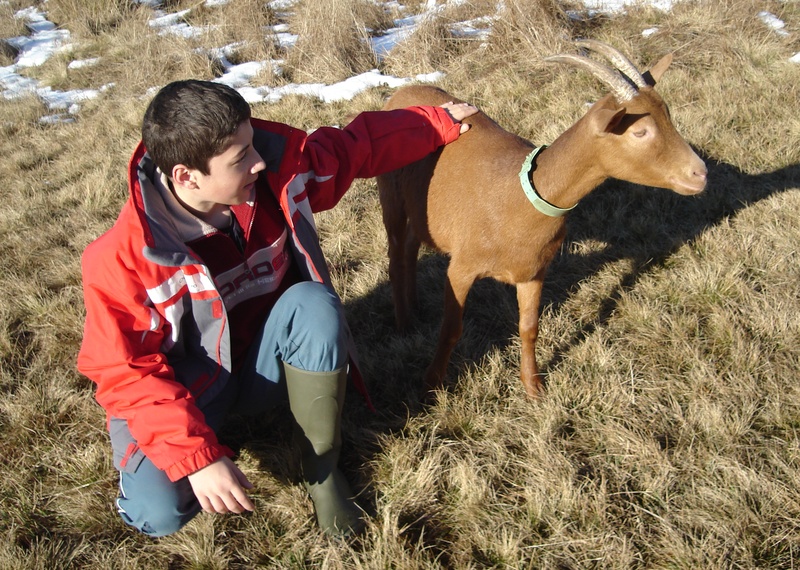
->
[343,153,798,517]
[217,154,799,539]
[543,155,799,365]
[350,153,799,399]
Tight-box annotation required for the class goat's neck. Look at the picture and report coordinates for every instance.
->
[530,123,607,211]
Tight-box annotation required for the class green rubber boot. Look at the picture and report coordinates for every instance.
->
[283,362,364,537]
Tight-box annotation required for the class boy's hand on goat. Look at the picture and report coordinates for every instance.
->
[440,101,478,133]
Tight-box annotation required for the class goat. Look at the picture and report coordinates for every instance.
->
[376,40,707,399]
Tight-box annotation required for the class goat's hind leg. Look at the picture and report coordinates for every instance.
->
[402,229,422,317]
[378,173,413,331]
[423,261,476,397]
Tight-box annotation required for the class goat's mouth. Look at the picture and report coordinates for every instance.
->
[670,176,706,195]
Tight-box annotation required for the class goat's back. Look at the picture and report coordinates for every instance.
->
[380,85,540,264]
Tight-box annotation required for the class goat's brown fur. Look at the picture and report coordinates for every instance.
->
[377,46,707,399]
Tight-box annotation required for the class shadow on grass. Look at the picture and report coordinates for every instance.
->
[542,154,800,373]
[333,153,800,522]
[348,154,800,399]
[215,155,799,540]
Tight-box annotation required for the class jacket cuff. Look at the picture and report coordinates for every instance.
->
[164,443,235,482]
[429,106,464,145]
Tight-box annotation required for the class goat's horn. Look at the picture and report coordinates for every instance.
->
[575,39,647,88]
[544,54,638,102]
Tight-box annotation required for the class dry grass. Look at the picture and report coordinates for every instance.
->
[1,0,799,567]
[1,6,29,43]
[181,0,280,71]
[46,0,139,37]
[284,0,390,84]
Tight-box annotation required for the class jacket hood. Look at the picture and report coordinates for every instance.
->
[127,118,297,268]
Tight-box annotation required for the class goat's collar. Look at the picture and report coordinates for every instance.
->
[519,145,577,217]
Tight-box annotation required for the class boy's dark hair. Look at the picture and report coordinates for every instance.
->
[142,80,251,176]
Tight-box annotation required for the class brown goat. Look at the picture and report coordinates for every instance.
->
[376,40,707,399]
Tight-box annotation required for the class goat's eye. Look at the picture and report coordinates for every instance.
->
[632,129,648,138]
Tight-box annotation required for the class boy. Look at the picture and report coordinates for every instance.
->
[77,79,477,538]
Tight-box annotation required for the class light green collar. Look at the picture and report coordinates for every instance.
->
[519,145,577,217]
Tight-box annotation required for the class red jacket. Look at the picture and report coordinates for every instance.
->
[78,106,463,482]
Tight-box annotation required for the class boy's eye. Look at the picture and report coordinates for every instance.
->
[231,145,251,165]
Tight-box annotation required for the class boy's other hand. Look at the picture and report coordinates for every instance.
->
[187,456,255,514]
[440,101,479,133]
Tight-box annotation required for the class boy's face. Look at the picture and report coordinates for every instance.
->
[177,121,266,216]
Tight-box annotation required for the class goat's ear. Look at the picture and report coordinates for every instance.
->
[587,95,626,135]
[642,53,673,86]
[592,107,626,136]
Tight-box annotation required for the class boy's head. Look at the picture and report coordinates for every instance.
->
[142,80,251,176]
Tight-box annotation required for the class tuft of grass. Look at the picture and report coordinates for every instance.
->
[46,0,138,37]
[284,0,388,84]
[382,9,460,77]
[0,2,32,39]
[182,0,280,69]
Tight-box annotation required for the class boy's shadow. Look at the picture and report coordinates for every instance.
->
[217,153,799,535]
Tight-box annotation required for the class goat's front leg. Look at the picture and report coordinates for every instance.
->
[516,278,545,397]
[423,262,475,396]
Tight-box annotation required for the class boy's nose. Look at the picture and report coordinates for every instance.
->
[251,153,266,174]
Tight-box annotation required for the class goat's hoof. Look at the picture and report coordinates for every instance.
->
[421,379,447,406]
[521,375,546,398]
[422,388,441,406]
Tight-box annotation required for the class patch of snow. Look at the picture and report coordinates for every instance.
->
[758,11,789,37]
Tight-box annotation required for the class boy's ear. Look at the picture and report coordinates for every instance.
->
[171,164,198,189]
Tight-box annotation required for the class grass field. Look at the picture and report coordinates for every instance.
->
[1,0,799,568]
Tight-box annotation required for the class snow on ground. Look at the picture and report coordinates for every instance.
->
[1,0,797,123]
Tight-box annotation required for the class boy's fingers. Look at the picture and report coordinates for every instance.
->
[442,102,479,123]
[197,495,213,513]
[232,487,256,512]
[234,466,254,489]
[208,494,229,514]
[222,491,246,513]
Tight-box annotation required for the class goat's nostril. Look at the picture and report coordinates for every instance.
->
[691,165,707,179]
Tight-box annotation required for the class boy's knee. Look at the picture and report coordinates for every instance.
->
[121,510,187,537]
[285,282,340,313]
[282,284,346,355]
[118,500,196,537]
[116,463,200,538]
[280,282,347,371]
